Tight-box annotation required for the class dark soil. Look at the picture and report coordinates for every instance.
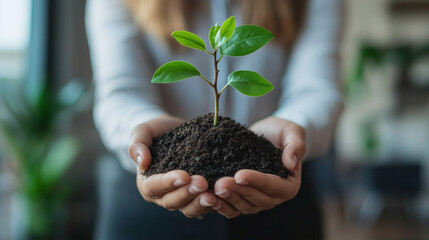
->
[144,113,293,188]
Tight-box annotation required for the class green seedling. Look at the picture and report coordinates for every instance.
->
[152,16,274,125]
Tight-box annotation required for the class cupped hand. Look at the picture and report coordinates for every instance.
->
[129,115,222,218]
[213,116,306,218]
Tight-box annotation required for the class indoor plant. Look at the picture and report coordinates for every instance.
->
[0,80,86,239]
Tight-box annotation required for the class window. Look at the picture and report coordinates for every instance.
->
[0,0,31,82]
[0,1,33,239]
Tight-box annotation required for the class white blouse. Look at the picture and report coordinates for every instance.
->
[86,0,344,172]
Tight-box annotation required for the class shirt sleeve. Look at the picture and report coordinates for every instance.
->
[273,0,344,158]
[85,0,167,171]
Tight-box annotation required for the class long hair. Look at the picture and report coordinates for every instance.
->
[124,0,307,49]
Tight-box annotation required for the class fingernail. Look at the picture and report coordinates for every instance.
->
[292,155,298,169]
[215,189,230,198]
[137,155,143,167]
[213,202,222,210]
[235,179,249,185]
[188,185,204,195]
[200,197,213,207]
[173,179,186,187]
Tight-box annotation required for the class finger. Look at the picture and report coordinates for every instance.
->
[129,142,152,170]
[140,170,190,200]
[232,185,278,211]
[282,133,306,171]
[128,115,184,170]
[281,127,306,171]
[214,177,256,214]
[234,169,301,199]
[215,199,241,219]
[202,208,215,215]
[129,123,154,170]
[160,175,208,210]
[180,192,217,218]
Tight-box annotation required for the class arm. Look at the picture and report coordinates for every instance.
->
[86,0,166,171]
[273,0,344,158]
[86,0,218,217]
[214,0,344,218]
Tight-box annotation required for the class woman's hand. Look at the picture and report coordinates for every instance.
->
[213,116,306,218]
[129,115,222,218]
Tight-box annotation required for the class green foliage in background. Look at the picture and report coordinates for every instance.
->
[347,42,429,156]
[0,79,87,238]
[151,16,274,125]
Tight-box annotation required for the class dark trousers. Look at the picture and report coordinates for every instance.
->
[94,156,322,240]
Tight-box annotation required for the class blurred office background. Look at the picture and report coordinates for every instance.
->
[0,0,428,239]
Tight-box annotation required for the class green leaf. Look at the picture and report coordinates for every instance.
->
[227,70,273,96]
[152,61,201,83]
[171,30,206,51]
[220,25,273,56]
[0,118,25,164]
[215,16,235,49]
[40,136,79,185]
[208,25,221,50]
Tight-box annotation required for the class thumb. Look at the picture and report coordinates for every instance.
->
[282,135,306,171]
[128,123,154,171]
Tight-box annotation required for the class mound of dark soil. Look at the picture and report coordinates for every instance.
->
[144,113,292,188]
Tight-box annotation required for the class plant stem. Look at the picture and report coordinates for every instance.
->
[219,84,228,96]
[199,75,214,87]
[213,50,220,126]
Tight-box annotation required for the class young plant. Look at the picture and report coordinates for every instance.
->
[152,16,274,125]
